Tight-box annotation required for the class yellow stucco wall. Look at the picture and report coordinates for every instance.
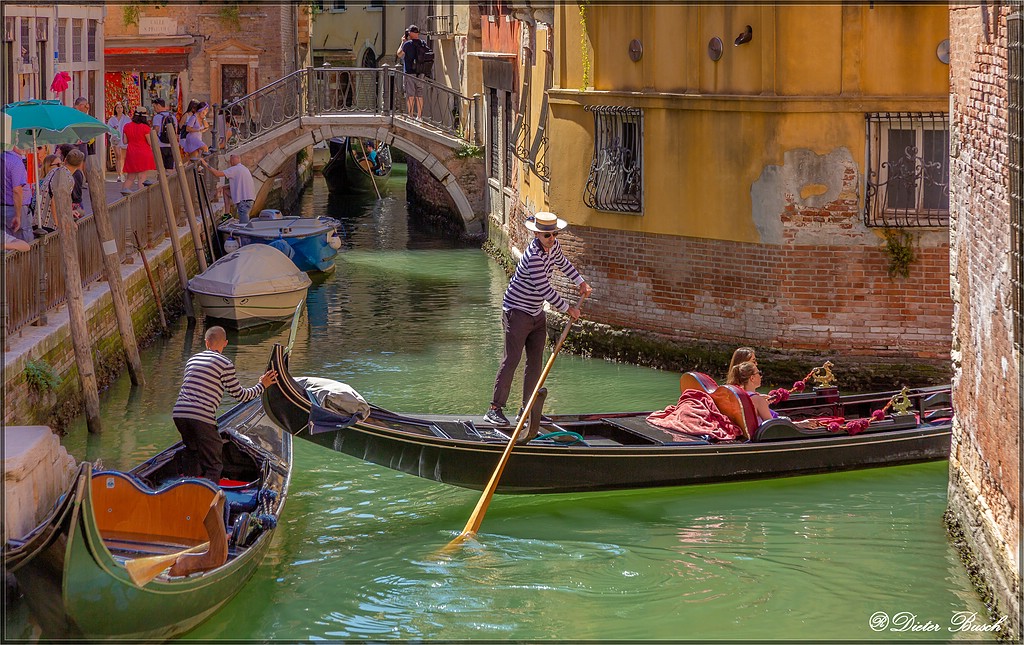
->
[547,3,948,243]
[313,5,407,66]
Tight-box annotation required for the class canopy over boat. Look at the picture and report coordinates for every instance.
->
[188,244,311,298]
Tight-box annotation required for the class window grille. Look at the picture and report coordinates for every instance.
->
[504,91,513,187]
[19,19,29,64]
[327,0,346,12]
[56,19,66,63]
[489,87,499,180]
[864,112,949,227]
[87,20,96,62]
[512,66,531,163]
[529,49,552,182]
[72,19,82,63]
[1010,13,1023,351]
[583,105,643,213]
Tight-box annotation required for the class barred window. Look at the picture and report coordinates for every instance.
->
[504,91,513,187]
[1010,13,1023,351]
[87,20,97,62]
[56,18,66,63]
[865,112,949,227]
[489,87,498,180]
[72,19,82,63]
[583,106,642,214]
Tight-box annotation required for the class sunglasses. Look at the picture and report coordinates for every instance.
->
[540,232,560,239]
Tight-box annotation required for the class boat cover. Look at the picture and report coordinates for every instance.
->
[296,376,370,422]
[188,245,311,297]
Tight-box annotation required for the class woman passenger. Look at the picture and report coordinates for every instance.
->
[729,360,775,425]
[725,347,756,385]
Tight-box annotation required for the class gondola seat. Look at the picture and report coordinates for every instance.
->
[679,371,718,395]
[91,472,222,547]
[706,384,760,441]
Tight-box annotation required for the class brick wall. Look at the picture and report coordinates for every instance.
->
[946,4,1021,639]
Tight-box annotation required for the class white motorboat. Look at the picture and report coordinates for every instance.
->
[188,244,311,328]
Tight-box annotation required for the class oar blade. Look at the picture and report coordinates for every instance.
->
[124,541,210,587]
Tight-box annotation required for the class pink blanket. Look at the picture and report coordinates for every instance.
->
[646,389,743,441]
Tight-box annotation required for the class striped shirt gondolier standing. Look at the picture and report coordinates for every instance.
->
[485,212,592,426]
[172,326,277,481]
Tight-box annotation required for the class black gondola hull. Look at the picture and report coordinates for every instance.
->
[265,345,952,494]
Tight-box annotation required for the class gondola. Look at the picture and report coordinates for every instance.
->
[322,136,392,194]
[4,373,292,641]
[263,345,953,494]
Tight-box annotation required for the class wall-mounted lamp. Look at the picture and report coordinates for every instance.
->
[734,25,753,46]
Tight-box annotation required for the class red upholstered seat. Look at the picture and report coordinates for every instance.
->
[679,371,719,395]
[708,385,760,441]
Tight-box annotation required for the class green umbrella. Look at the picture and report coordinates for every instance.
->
[2,99,114,229]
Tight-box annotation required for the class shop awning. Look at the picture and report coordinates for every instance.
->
[104,35,196,72]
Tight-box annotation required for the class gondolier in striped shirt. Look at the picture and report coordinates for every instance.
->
[173,326,278,480]
[485,212,592,425]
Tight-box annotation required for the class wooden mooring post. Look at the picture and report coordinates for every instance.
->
[165,125,207,269]
[84,154,144,387]
[150,130,206,273]
[149,129,195,321]
[51,166,102,433]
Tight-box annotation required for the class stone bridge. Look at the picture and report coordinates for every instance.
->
[212,67,487,235]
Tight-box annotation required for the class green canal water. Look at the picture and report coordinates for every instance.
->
[8,171,991,641]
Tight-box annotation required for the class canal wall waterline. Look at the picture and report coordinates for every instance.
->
[484,219,950,392]
[2,223,200,432]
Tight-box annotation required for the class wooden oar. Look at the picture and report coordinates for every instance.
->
[445,293,588,550]
[125,541,210,588]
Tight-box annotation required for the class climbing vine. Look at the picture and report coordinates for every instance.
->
[882,228,916,279]
[122,4,140,27]
[218,3,242,29]
[578,2,591,91]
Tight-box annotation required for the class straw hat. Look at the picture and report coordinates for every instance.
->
[133,105,148,116]
[524,211,568,233]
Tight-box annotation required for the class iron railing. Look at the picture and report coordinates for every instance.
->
[426,14,455,36]
[214,66,481,151]
[864,112,950,228]
[3,164,213,339]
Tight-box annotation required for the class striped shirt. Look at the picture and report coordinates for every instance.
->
[172,350,264,425]
[503,238,584,315]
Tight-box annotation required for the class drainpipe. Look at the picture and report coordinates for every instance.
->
[381,6,387,66]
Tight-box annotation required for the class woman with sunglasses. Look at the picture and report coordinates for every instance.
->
[728,360,777,425]
[484,211,592,426]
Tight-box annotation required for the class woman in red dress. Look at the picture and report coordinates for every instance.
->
[121,106,157,194]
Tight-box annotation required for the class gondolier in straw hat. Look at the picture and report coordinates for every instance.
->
[484,212,592,426]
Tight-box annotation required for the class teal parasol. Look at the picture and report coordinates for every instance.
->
[2,99,114,229]
[2,99,113,147]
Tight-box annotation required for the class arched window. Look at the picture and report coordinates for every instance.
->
[362,48,376,69]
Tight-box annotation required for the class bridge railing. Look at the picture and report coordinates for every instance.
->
[215,67,481,151]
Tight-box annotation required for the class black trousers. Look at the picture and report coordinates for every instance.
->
[490,308,547,410]
[173,417,223,482]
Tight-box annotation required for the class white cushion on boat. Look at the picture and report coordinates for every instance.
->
[296,376,370,421]
[188,244,311,297]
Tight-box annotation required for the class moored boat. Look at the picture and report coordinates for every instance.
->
[217,209,342,273]
[323,136,392,194]
[4,386,292,641]
[263,345,953,494]
[189,244,311,328]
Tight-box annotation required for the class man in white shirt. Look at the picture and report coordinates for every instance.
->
[200,155,256,223]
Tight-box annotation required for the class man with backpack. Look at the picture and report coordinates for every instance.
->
[151,98,178,171]
[397,25,433,120]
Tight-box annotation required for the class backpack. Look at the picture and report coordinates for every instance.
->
[413,39,435,76]
[156,112,178,144]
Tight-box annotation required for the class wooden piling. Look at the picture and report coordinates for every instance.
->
[151,130,195,321]
[150,130,206,272]
[51,167,102,433]
[83,155,144,387]
[165,125,207,268]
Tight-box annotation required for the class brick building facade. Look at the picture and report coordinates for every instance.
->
[947,5,1021,639]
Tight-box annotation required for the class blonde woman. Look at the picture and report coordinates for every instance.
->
[106,102,131,182]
